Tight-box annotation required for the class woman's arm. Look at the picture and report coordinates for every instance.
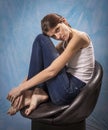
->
[7,32,89,102]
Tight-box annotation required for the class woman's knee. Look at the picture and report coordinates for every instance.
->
[32,34,50,48]
[36,34,49,42]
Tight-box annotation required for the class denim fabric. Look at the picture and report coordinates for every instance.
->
[27,34,86,105]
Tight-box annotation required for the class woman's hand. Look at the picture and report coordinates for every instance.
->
[7,78,27,104]
[12,94,24,109]
[7,86,23,104]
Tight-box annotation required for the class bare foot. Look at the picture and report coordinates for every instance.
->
[7,106,17,115]
[25,88,48,115]
[7,90,33,115]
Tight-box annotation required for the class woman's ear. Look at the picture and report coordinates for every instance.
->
[62,18,69,26]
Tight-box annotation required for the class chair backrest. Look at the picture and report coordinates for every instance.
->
[53,61,103,124]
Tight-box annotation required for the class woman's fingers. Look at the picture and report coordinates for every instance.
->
[12,96,20,107]
[6,94,11,101]
[7,87,22,103]
[7,90,16,102]
[17,95,23,109]
[7,94,16,103]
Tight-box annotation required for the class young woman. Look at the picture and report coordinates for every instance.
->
[7,13,95,115]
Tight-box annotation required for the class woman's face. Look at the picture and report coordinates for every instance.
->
[46,23,71,41]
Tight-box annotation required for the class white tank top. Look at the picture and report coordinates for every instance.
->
[63,32,95,83]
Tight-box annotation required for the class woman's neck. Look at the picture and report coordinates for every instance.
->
[67,28,73,43]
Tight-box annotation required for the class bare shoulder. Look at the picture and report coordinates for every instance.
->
[69,29,90,48]
[73,29,90,47]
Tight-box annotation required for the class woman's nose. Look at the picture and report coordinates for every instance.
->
[55,33,60,39]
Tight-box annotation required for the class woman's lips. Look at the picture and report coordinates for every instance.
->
[61,35,66,41]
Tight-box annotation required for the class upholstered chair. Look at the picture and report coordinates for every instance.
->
[21,61,103,130]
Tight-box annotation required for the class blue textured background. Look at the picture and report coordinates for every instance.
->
[0,0,108,130]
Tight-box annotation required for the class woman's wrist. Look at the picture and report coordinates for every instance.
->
[18,82,27,93]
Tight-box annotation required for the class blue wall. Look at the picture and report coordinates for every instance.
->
[0,0,108,130]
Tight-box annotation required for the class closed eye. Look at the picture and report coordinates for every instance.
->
[51,27,60,39]
[55,27,60,33]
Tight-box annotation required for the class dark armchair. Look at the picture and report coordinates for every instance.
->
[21,61,103,130]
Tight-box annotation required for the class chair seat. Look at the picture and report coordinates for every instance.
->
[20,61,103,126]
[21,101,69,119]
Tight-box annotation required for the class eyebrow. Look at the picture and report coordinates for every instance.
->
[55,27,59,32]
[51,26,60,37]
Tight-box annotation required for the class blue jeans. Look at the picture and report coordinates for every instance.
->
[27,34,86,105]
